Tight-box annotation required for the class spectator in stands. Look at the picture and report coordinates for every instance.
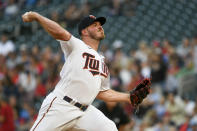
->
[6,52,18,69]
[50,11,60,23]
[18,102,34,131]
[134,41,149,63]
[2,69,20,98]
[192,35,197,73]
[179,114,192,131]
[136,86,162,119]
[182,96,195,116]
[177,38,191,60]
[0,0,5,18]
[154,95,167,118]
[176,38,193,72]
[99,44,113,63]
[109,0,122,16]
[62,1,91,28]
[134,41,151,78]
[50,10,67,31]
[110,66,123,92]
[98,101,131,131]
[18,69,37,101]
[30,45,40,59]
[0,31,15,56]
[161,39,173,63]
[4,0,19,17]
[156,112,176,131]
[165,53,180,93]
[16,44,31,67]
[0,94,15,131]
[0,0,3,9]
[80,2,91,18]
[127,59,143,91]
[119,59,132,87]
[141,109,160,130]
[29,56,44,75]
[41,46,53,62]
[34,76,46,97]
[62,2,82,27]
[189,104,197,131]
[149,51,167,89]
[112,40,129,69]
[165,92,185,126]
[8,95,19,121]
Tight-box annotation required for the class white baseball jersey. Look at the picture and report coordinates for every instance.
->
[53,35,110,105]
[30,36,118,131]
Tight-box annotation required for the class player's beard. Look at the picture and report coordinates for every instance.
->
[88,30,105,41]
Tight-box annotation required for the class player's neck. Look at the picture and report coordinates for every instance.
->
[82,37,100,51]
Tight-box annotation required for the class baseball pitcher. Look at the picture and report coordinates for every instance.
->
[22,11,151,131]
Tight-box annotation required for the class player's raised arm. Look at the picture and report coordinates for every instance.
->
[22,11,71,41]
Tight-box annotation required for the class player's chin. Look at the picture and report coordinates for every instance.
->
[99,33,105,40]
[100,35,105,40]
[95,32,105,40]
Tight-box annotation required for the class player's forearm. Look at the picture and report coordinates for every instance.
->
[35,13,71,41]
[97,89,130,103]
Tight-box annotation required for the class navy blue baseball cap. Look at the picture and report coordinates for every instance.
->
[78,15,106,35]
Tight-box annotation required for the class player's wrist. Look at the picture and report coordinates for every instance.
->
[127,94,131,104]
[32,12,40,21]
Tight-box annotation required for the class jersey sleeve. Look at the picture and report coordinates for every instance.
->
[57,35,82,56]
[100,74,111,91]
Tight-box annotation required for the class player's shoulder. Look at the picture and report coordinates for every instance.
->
[58,35,84,47]
[70,35,86,45]
[69,35,81,42]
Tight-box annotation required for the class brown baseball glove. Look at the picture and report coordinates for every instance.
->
[130,78,151,107]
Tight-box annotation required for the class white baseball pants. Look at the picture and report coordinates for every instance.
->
[30,92,118,131]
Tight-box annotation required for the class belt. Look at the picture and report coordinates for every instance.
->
[63,96,88,111]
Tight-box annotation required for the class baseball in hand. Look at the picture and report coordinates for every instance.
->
[22,11,36,22]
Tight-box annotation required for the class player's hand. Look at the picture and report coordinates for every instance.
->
[129,78,151,107]
[22,11,38,22]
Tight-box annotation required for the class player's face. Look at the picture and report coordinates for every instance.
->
[86,21,105,40]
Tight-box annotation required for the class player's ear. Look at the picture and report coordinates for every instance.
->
[81,29,88,36]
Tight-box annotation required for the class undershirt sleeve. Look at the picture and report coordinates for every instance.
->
[100,74,111,91]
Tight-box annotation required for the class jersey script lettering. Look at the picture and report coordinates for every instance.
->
[82,52,109,77]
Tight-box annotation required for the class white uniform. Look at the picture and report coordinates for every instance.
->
[30,36,118,131]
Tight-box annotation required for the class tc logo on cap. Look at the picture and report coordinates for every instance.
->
[89,15,96,19]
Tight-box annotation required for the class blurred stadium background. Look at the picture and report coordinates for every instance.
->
[0,0,197,130]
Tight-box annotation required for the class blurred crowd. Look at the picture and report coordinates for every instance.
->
[1,30,197,131]
[98,36,197,131]
[0,0,138,19]
[1,0,197,131]
[1,0,139,42]
[48,0,138,29]
[0,0,55,16]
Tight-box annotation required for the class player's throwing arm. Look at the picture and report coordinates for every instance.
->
[22,11,71,41]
